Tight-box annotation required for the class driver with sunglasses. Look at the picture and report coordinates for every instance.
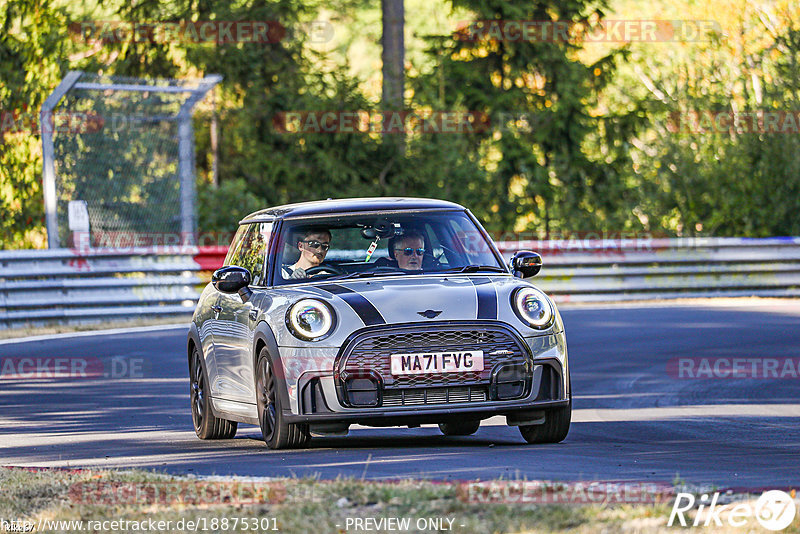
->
[390,230,426,271]
[282,228,331,279]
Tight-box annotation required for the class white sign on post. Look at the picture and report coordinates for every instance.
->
[68,200,90,232]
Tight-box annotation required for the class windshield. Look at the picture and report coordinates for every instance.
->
[272,210,506,285]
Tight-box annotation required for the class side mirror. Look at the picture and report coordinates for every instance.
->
[212,266,253,302]
[509,251,542,278]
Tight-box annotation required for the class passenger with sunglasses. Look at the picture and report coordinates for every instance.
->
[390,230,426,271]
[282,228,332,279]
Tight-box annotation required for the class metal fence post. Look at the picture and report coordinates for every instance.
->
[177,75,223,247]
[41,71,83,249]
[178,115,196,246]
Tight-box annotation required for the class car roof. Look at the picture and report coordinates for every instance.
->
[240,197,466,223]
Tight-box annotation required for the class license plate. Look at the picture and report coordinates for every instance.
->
[390,350,484,376]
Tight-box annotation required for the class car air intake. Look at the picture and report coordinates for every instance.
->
[492,363,528,400]
[345,376,380,407]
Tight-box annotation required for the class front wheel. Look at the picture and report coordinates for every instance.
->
[190,346,237,439]
[439,420,481,436]
[256,348,310,450]
[518,399,571,444]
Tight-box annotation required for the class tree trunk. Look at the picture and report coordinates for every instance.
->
[210,86,219,188]
[381,0,405,142]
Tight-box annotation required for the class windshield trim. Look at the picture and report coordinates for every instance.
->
[279,207,463,221]
[266,209,507,286]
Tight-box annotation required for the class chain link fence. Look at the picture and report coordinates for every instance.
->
[41,71,221,248]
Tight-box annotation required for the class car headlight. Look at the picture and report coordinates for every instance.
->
[511,287,554,329]
[286,299,336,341]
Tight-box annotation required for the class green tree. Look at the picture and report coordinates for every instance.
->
[622,5,800,236]
[408,0,640,236]
[0,0,73,247]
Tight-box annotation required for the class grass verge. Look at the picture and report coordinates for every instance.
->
[2,467,795,533]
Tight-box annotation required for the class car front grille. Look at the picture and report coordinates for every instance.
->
[381,385,489,407]
[336,322,529,393]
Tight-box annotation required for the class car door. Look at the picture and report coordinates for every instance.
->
[212,222,272,403]
[205,224,249,401]
[196,284,221,382]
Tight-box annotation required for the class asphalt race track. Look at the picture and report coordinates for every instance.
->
[1,301,799,488]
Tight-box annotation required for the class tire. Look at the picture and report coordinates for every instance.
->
[438,420,481,436]
[190,345,237,440]
[519,398,571,444]
[255,347,310,450]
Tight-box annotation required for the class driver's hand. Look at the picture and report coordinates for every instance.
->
[289,267,308,279]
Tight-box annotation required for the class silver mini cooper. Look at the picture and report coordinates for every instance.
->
[188,198,570,449]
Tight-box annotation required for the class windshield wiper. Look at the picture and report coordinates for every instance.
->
[328,265,505,280]
[438,265,507,274]
[328,270,408,281]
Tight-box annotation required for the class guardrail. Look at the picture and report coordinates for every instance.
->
[496,236,800,303]
[2,237,799,329]
[0,247,202,329]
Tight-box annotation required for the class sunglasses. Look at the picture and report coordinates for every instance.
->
[302,240,330,251]
[396,247,425,257]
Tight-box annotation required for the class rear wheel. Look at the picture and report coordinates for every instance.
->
[190,346,237,439]
[438,420,481,436]
[256,348,310,450]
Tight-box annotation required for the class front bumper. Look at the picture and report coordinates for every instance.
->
[276,319,569,427]
[287,356,567,426]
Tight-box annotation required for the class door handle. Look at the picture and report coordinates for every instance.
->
[211,305,222,319]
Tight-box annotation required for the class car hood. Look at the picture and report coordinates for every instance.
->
[313,275,491,324]
[276,273,562,346]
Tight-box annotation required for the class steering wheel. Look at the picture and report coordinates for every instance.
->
[425,255,443,270]
[305,264,344,276]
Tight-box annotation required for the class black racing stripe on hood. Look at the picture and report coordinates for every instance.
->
[470,277,498,320]
[316,284,386,326]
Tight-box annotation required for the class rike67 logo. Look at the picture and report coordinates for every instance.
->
[669,490,797,531]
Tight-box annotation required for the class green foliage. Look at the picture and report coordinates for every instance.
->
[0,0,73,247]
[197,177,265,233]
[409,0,644,235]
[3,0,800,249]
[622,16,800,236]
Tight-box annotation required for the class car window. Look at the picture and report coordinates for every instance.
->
[224,222,272,286]
[273,211,503,285]
[224,225,249,267]
[448,217,494,263]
